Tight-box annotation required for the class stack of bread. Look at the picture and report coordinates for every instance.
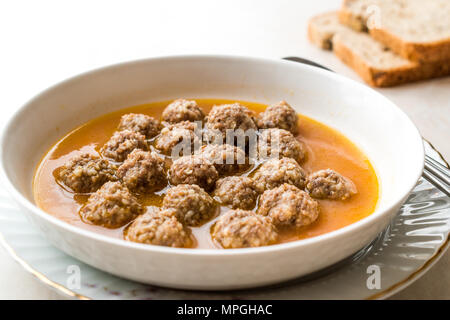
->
[308,0,450,87]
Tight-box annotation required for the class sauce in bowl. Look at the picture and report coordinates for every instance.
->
[33,99,379,249]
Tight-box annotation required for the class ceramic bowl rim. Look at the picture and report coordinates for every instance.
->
[0,54,425,256]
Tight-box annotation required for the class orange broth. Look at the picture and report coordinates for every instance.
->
[33,99,379,248]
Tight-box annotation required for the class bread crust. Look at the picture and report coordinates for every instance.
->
[338,5,367,32]
[369,28,450,63]
[307,20,327,49]
[307,12,338,50]
[333,34,450,87]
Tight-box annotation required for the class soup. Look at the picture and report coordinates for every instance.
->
[33,99,379,249]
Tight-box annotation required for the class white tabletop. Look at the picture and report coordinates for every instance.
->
[0,0,449,299]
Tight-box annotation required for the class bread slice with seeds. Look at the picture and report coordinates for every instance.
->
[308,11,450,87]
[333,29,450,87]
[339,0,450,62]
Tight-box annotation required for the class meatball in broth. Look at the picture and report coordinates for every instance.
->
[163,184,216,227]
[258,184,319,229]
[126,209,192,248]
[213,176,259,210]
[306,169,357,200]
[162,99,205,124]
[56,153,117,193]
[212,210,278,249]
[257,100,298,134]
[80,181,144,228]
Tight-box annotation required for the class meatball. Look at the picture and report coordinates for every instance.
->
[79,181,144,228]
[306,169,357,200]
[125,209,192,247]
[205,103,257,142]
[213,176,259,210]
[257,101,298,134]
[155,121,201,156]
[101,130,148,162]
[168,155,219,191]
[162,99,205,123]
[118,113,161,139]
[212,209,277,249]
[253,157,307,192]
[257,183,319,228]
[117,149,166,193]
[195,144,248,175]
[258,128,305,163]
[162,184,216,226]
[56,153,117,193]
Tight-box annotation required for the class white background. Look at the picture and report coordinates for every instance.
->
[0,0,449,299]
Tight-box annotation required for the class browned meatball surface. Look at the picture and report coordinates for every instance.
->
[79,181,144,228]
[117,149,166,193]
[306,169,357,200]
[125,209,192,247]
[253,157,307,192]
[162,99,205,123]
[101,130,148,162]
[162,184,216,226]
[257,183,319,228]
[258,128,305,163]
[155,121,201,156]
[57,153,117,193]
[213,176,259,210]
[205,103,257,142]
[195,144,248,175]
[212,209,277,249]
[118,113,161,139]
[169,155,219,191]
[257,101,298,134]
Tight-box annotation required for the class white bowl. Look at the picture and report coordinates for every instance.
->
[0,55,424,290]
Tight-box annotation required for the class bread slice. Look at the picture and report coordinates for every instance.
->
[333,30,450,87]
[308,11,348,50]
[339,0,450,62]
[308,11,450,87]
